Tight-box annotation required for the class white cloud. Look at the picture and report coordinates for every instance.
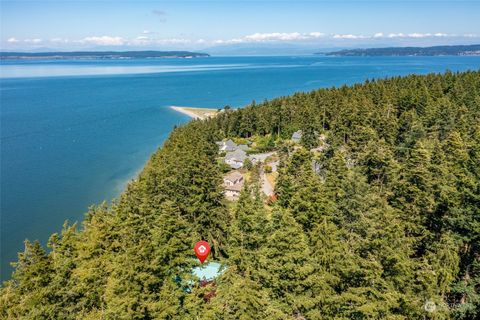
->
[407,33,448,38]
[333,34,368,39]
[79,36,125,46]
[309,32,325,38]
[213,31,464,44]
[155,38,192,45]
[123,36,194,46]
[385,32,452,39]
[50,38,70,43]
[333,34,353,39]
[24,38,43,44]
[215,32,326,44]
[246,32,306,41]
[213,31,463,43]
[408,33,428,38]
[129,36,152,46]
[7,31,477,49]
[388,33,405,38]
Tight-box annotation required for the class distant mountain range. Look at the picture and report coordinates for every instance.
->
[322,44,480,56]
[204,43,340,56]
[0,51,210,60]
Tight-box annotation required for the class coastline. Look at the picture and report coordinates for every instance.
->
[170,106,220,120]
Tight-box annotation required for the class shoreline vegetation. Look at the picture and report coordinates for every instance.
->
[170,106,221,120]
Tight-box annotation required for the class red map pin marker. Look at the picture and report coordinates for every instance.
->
[194,240,211,264]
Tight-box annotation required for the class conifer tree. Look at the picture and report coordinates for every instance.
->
[203,269,271,320]
[228,184,268,274]
[1,241,54,319]
[103,196,192,318]
[288,172,335,233]
[257,209,318,317]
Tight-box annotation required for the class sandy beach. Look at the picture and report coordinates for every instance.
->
[170,106,219,120]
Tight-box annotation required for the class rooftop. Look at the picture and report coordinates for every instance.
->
[224,171,243,182]
[225,183,243,192]
[225,149,247,161]
[224,139,237,148]
[292,130,302,139]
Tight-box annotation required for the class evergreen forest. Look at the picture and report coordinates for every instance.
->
[1,70,479,319]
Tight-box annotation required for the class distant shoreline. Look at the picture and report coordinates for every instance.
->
[170,106,220,120]
[322,44,480,57]
[0,50,210,60]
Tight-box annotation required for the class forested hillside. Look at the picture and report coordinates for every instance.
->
[324,44,480,56]
[1,71,479,319]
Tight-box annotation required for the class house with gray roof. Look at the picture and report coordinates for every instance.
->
[217,139,238,152]
[237,144,249,151]
[225,149,247,169]
[216,139,251,154]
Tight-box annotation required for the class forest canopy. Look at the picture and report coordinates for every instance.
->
[1,70,479,319]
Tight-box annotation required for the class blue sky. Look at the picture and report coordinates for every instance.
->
[1,1,479,52]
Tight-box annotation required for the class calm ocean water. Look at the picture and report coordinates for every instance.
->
[1,56,479,280]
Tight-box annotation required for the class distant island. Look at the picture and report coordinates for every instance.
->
[322,44,480,56]
[0,51,210,60]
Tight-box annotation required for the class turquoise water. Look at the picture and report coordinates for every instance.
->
[193,262,224,281]
[1,56,479,281]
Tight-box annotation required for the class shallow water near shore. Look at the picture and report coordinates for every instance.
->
[1,55,480,281]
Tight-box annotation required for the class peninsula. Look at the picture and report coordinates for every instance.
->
[0,51,210,60]
[170,106,221,120]
[323,44,480,56]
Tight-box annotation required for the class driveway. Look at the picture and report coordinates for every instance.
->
[248,151,275,163]
[261,169,274,197]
